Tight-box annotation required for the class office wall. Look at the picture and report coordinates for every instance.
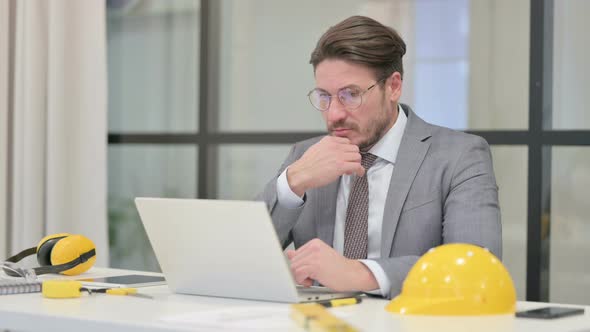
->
[0,0,9,259]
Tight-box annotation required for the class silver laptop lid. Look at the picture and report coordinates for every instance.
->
[135,198,300,302]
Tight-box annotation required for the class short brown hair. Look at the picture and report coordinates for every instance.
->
[310,16,407,83]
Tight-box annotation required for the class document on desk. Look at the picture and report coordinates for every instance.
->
[161,306,292,330]
[161,305,354,330]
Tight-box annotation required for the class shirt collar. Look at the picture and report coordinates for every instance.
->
[368,104,407,164]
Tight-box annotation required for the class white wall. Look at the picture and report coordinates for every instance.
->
[0,0,9,259]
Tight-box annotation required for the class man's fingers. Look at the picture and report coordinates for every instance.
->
[289,248,315,266]
[295,238,325,253]
[301,278,314,287]
[286,250,296,260]
[341,143,360,153]
[354,164,366,177]
[288,239,324,267]
[293,266,316,287]
[293,265,313,285]
[324,136,351,145]
[341,162,365,177]
[342,152,361,162]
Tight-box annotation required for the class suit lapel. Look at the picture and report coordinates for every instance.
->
[316,178,340,246]
[381,105,432,257]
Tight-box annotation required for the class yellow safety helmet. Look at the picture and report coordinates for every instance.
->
[386,243,516,316]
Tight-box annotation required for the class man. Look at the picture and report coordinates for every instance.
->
[257,15,500,299]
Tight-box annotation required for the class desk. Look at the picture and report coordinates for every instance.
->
[0,268,588,332]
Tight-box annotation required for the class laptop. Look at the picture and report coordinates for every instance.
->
[135,197,360,303]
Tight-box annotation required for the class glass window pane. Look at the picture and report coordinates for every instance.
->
[217,0,350,133]
[217,145,291,200]
[415,0,469,58]
[465,0,529,130]
[553,1,590,129]
[108,145,197,272]
[491,146,528,300]
[414,61,469,129]
[107,0,199,133]
[550,147,590,304]
[217,0,528,132]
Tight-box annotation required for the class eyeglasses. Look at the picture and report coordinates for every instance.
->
[307,77,386,112]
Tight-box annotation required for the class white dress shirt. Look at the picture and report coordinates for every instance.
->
[276,106,407,298]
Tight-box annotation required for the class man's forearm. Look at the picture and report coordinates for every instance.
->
[372,255,421,299]
[351,260,380,291]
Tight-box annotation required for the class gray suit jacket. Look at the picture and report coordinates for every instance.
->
[256,105,501,299]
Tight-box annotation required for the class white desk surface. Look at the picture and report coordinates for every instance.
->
[0,268,589,332]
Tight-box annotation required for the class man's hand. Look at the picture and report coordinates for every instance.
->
[286,238,379,292]
[286,136,364,197]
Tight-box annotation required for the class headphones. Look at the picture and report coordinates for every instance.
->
[3,233,96,277]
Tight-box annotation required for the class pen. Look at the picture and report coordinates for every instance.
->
[92,287,154,299]
[316,296,362,307]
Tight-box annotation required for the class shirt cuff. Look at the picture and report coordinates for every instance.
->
[276,167,305,209]
[359,259,391,298]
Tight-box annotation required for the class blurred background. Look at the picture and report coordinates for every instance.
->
[2,0,589,305]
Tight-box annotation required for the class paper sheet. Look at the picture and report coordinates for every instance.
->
[161,306,292,330]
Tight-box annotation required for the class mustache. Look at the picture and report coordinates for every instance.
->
[328,120,359,132]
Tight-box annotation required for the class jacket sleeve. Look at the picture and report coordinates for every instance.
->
[442,135,501,258]
[255,144,306,249]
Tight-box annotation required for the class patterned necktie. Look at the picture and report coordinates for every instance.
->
[343,153,378,259]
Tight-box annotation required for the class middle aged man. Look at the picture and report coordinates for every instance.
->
[256,15,501,299]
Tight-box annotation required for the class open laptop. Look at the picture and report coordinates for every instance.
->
[135,197,359,303]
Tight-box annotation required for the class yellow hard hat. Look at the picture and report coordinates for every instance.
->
[386,243,516,316]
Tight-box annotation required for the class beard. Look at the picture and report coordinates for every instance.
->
[328,98,396,152]
[357,108,392,151]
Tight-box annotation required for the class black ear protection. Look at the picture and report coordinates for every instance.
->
[3,233,96,277]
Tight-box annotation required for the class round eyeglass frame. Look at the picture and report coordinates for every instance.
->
[307,77,387,112]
